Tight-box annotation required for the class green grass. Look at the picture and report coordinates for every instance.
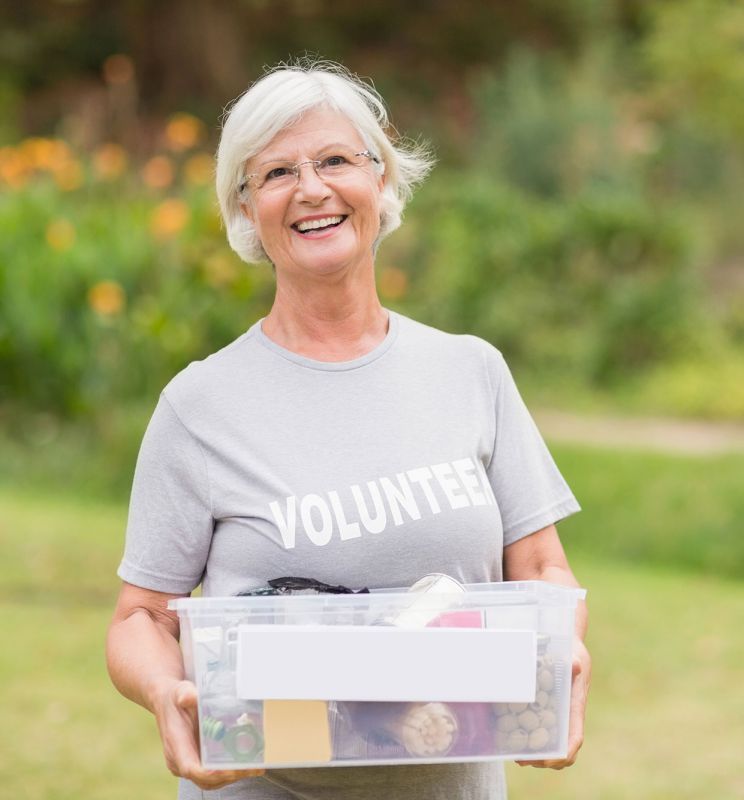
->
[519,350,744,421]
[0,604,175,799]
[0,486,127,603]
[0,489,175,799]
[552,443,744,578]
[1,442,743,798]
[507,556,744,800]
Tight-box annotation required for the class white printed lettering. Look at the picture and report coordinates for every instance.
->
[476,461,498,505]
[380,473,422,526]
[431,462,471,510]
[269,497,297,549]
[407,467,442,514]
[267,455,501,549]
[452,458,487,506]
[351,482,387,534]
[328,490,361,541]
[300,494,333,546]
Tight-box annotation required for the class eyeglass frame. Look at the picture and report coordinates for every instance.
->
[238,149,381,197]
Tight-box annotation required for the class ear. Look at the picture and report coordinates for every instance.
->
[240,200,255,224]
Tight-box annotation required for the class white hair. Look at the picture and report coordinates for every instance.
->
[215,59,435,264]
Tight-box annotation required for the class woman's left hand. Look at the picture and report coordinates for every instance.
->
[516,636,591,769]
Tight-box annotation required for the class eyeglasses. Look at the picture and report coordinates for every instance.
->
[240,146,380,196]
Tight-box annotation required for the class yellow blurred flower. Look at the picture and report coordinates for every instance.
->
[150,198,190,239]
[93,143,128,180]
[45,219,76,251]
[184,153,214,186]
[378,266,408,300]
[165,113,205,152]
[18,137,70,171]
[52,160,84,191]
[0,147,29,188]
[20,138,50,170]
[142,155,174,189]
[88,280,126,316]
[103,54,134,85]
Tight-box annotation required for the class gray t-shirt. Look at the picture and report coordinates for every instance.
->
[119,310,580,800]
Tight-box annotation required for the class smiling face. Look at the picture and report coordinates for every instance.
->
[240,108,385,281]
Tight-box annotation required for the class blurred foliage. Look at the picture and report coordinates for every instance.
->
[0,126,275,419]
[398,175,699,385]
[384,40,743,411]
[0,1,613,126]
[644,0,744,143]
[1,0,744,440]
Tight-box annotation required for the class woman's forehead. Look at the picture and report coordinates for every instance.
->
[257,108,365,161]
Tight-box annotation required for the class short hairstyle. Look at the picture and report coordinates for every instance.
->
[215,59,435,264]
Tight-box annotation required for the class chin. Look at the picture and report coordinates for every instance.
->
[289,246,371,276]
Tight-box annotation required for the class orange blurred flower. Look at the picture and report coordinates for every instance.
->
[1,140,76,188]
[165,113,205,152]
[150,198,190,239]
[88,280,126,316]
[52,159,84,191]
[142,155,174,189]
[0,147,29,188]
[103,54,134,85]
[93,143,128,180]
[45,219,76,251]
[378,266,408,300]
[184,153,214,185]
[19,138,60,170]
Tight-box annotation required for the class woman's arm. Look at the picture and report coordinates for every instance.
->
[106,582,264,789]
[503,524,590,770]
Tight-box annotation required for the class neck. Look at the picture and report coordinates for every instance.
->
[262,270,388,361]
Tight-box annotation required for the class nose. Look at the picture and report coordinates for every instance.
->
[294,161,331,203]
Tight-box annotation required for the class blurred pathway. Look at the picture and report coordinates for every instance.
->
[534,409,744,455]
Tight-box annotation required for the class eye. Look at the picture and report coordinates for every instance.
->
[320,154,349,169]
[264,165,293,182]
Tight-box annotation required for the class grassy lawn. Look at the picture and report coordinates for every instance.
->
[552,443,744,578]
[1,442,743,798]
[507,556,744,800]
[0,491,174,799]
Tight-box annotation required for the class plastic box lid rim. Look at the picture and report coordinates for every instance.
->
[167,580,586,612]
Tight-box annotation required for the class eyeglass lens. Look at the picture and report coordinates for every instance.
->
[245,148,376,193]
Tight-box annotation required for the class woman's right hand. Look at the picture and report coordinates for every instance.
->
[153,679,265,790]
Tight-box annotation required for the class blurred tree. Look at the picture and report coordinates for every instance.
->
[0,0,636,151]
[645,0,744,143]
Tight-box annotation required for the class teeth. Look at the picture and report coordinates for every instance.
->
[295,216,343,232]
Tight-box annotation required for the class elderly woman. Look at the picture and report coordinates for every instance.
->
[106,61,590,800]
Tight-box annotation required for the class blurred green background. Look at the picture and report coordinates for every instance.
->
[1,1,743,798]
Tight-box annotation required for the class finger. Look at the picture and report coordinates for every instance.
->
[168,743,203,780]
[516,757,573,770]
[187,767,265,790]
[564,652,589,752]
[163,692,202,776]
[175,681,199,711]
[168,683,265,786]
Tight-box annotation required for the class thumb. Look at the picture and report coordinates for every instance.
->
[175,681,198,711]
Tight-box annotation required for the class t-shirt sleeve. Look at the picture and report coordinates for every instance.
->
[483,344,580,545]
[117,393,214,593]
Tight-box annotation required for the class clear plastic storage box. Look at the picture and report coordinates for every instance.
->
[169,580,586,769]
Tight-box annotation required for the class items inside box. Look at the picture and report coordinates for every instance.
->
[182,576,576,766]
[195,628,565,765]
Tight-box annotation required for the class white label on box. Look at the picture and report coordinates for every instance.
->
[235,625,536,703]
